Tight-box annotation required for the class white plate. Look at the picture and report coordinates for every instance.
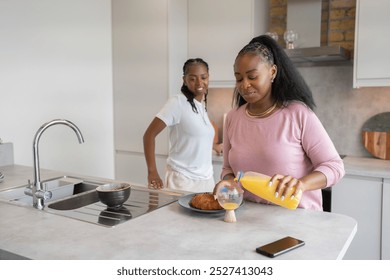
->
[178,193,243,214]
[178,193,224,214]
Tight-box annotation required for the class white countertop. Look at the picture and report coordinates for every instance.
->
[343,156,390,179]
[0,165,356,260]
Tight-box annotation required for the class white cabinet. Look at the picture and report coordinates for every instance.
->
[353,0,390,87]
[383,179,390,259]
[188,0,267,84]
[115,152,167,185]
[112,0,187,184]
[112,0,171,155]
[331,175,382,259]
[212,159,223,183]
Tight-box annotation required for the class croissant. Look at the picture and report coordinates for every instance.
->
[190,193,223,210]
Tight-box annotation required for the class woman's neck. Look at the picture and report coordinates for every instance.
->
[246,100,278,118]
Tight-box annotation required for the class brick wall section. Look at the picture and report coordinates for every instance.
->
[268,0,356,54]
[268,0,287,46]
[328,0,356,52]
[321,0,329,45]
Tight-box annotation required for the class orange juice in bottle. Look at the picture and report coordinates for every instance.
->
[238,171,301,210]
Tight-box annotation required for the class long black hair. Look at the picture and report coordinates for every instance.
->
[181,58,209,113]
[234,35,315,110]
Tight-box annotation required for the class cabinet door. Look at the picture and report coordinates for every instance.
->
[353,0,390,87]
[115,152,167,186]
[382,179,390,260]
[331,175,382,259]
[212,160,223,183]
[188,0,267,84]
[112,0,170,154]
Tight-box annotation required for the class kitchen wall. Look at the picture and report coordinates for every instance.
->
[301,64,390,157]
[207,88,234,142]
[0,0,115,179]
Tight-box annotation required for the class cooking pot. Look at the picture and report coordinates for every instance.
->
[96,183,131,209]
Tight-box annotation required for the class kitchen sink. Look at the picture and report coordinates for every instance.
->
[46,186,180,227]
[0,176,181,228]
[0,176,104,205]
[48,190,99,210]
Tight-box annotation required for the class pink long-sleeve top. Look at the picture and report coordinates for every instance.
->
[221,101,345,210]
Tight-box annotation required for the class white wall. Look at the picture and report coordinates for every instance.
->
[0,0,115,179]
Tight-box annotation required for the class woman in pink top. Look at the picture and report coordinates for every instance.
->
[218,35,345,210]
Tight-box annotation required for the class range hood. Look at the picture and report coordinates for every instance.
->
[284,0,351,65]
[284,45,351,65]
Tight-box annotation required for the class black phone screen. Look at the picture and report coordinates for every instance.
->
[256,236,305,258]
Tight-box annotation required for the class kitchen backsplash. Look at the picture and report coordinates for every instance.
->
[302,64,390,158]
[208,88,234,142]
[207,65,390,158]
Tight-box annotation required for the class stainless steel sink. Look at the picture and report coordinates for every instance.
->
[0,176,181,228]
[48,190,99,210]
[46,186,180,227]
[0,176,104,205]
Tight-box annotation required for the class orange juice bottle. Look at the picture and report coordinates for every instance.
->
[238,171,301,210]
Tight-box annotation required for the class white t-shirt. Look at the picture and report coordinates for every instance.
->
[156,94,214,180]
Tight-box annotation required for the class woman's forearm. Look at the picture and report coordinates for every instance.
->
[299,171,327,192]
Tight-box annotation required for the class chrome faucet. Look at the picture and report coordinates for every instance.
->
[26,119,84,209]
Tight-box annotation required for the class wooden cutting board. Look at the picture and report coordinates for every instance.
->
[362,112,390,160]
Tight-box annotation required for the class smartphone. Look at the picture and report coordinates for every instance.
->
[256,236,305,258]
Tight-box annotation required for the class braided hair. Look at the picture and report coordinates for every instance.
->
[234,35,315,110]
[181,58,209,113]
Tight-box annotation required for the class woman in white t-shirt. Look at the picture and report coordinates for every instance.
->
[143,58,215,192]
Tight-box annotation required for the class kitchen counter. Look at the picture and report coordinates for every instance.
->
[0,165,356,260]
[343,156,390,179]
